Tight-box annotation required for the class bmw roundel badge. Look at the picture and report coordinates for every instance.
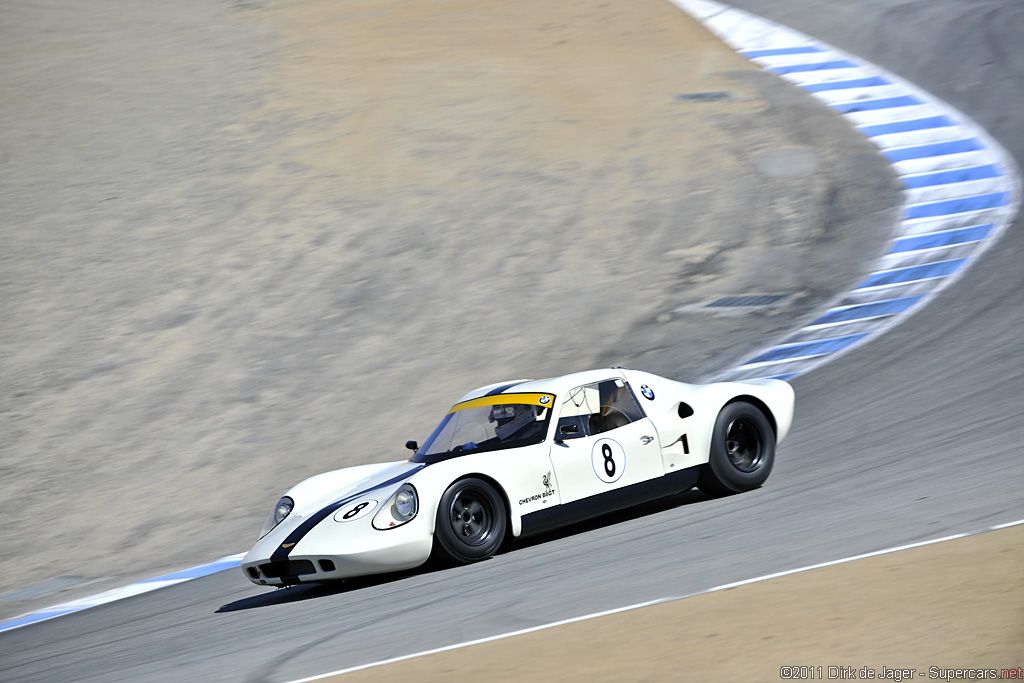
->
[640,384,655,400]
[539,395,551,405]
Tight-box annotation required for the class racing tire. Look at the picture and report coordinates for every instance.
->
[434,478,507,564]
[697,402,774,495]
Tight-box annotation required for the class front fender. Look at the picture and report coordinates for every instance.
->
[404,445,555,539]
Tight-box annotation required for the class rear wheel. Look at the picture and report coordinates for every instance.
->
[697,402,774,495]
[434,478,507,564]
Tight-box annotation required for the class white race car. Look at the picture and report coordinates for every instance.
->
[242,367,794,586]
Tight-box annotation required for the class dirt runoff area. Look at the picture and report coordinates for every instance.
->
[0,0,897,617]
[334,524,1024,682]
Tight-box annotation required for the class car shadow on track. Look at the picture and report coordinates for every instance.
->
[215,487,717,614]
[214,567,427,613]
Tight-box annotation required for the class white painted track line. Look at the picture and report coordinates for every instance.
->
[281,518,1024,683]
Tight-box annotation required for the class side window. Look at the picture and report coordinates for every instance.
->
[593,379,643,434]
[559,379,644,438]
[555,412,588,440]
[557,384,598,440]
[602,380,644,423]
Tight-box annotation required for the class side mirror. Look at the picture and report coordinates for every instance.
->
[405,440,419,453]
[554,424,579,443]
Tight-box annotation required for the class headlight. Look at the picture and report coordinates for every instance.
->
[259,496,294,538]
[372,484,418,530]
[395,486,417,518]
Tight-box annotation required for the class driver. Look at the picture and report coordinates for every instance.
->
[490,404,542,442]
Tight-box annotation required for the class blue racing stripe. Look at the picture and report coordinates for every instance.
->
[889,225,992,253]
[904,192,1007,220]
[810,296,923,326]
[883,138,981,162]
[801,76,890,92]
[900,164,1003,189]
[859,116,954,137]
[740,46,823,58]
[831,95,922,113]
[768,59,858,74]
[856,259,967,288]
[270,464,427,562]
[485,381,527,396]
[747,334,867,364]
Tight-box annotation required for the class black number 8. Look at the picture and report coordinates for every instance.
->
[602,444,616,478]
[343,501,370,519]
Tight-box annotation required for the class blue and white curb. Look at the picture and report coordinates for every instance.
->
[668,0,1021,382]
[0,553,243,634]
[2,0,1020,637]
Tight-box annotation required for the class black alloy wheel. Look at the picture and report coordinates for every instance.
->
[697,401,775,495]
[434,478,507,564]
[724,416,765,473]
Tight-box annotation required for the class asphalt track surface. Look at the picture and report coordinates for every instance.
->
[2,1,1022,681]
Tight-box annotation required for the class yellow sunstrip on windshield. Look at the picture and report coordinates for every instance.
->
[448,393,555,414]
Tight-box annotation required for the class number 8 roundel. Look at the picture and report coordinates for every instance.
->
[333,499,378,523]
[591,438,625,484]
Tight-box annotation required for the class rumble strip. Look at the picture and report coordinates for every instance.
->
[669,0,1021,383]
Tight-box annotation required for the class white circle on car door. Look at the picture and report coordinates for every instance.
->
[591,438,625,484]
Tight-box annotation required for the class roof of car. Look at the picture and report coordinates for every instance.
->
[454,368,629,404]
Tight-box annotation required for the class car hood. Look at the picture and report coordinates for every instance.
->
[247,459,427,559]
[284,459,424,519]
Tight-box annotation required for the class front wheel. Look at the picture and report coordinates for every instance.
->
[697,402,775,495]
[434,478,507,564]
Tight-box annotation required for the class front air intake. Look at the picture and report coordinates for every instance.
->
[259,560,316,578]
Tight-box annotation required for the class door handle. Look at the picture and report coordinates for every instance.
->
[641,435,654,445]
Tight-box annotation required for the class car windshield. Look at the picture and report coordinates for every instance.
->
[412,393,554,463]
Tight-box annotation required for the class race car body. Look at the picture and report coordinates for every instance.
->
[242,367,794,586]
